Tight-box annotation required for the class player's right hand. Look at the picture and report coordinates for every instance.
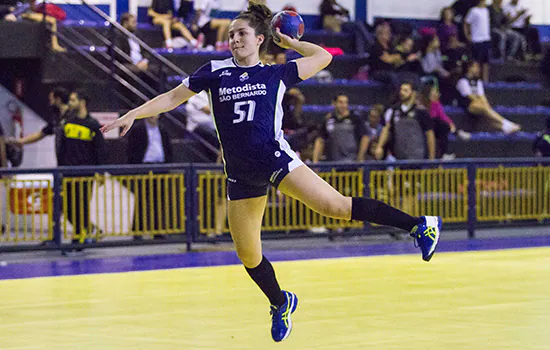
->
[100,112,136,137]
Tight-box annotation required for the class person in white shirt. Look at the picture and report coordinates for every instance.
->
[503,0,542,58]
[193,0,230,51]
[185,90,220,161]
[463,0,491,81]
[127,115,173,240]
[456,61,520,134]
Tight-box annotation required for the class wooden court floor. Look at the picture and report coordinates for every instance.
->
[1,247,549,349]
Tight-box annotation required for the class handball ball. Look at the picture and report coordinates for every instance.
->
[271,10,305,40]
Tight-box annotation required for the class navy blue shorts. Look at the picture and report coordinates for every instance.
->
[472,41,491,64]
[225,142,303,201]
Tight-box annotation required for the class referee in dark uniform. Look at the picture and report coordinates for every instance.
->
[59,89,106,248]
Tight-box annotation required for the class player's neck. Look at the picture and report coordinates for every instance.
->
[234,54,261,67]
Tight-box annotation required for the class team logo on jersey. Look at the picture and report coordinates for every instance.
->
[239,72,249,82]
[219,70,231,77]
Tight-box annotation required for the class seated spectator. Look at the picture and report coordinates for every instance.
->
[193,0,230,51]
[394,36,422,73]
[313,94,369,162]
[4,0,65,52]
[419,29,450,79]
[533,117,550,157]
[148,0,198,48]
[442,33,471,78]
[456,61,521,133]
[118,13,160,75]
[464,0,491,82]
[419,83,471,159]
[375,82,436,161]
[319,0,349,33]
[489,0,523,61]
[184,90,219,162]
[369,23,404,91]
[504,0,541,60]
[438,7,465,51]
[116,13,163,105]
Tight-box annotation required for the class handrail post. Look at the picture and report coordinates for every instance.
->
[184,165,196,251]
[52,170,63,247]
[467,163,477,238]
[362,162,370,234]
[108,22,117,111]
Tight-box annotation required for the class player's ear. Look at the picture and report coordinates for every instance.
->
[256,33,265,47]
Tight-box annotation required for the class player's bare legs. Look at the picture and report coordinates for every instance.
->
[228,195,297,342]
[279,165,441,261]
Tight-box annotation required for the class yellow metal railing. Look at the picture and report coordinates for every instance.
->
[476,165,550,222]
[197,169,365,235]
[370,168,468,223]
[0,178,53,243]
[62,172,185,241]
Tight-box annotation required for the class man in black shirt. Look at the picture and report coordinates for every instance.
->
[313,94,369,163]
[375,82,436,161]
[14,87,69,156]
[59,90,106,249]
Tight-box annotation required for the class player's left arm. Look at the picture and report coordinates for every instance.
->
[274,29,332,80]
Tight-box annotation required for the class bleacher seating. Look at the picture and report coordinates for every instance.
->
[47,19,550,159]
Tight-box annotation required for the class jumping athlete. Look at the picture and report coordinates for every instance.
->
[101,3,442,342]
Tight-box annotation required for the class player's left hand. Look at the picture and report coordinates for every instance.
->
[273,28,299,50]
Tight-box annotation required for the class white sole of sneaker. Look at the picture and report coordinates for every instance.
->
[280,293,297,341]
[425,216,441,259]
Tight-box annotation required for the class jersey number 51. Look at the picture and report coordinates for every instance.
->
[233,100,256,124]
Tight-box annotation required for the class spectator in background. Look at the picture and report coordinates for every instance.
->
[59,90,106,253]
[375,82,436,161]
[313,94,369,163]
[369,23,404,91]
[319,0,349,33]
[489,0,523,61]
[148,0,198,48]
[193,0,231,51]
[456,61,521,134]
[420,29,450,80]
[464,0,491,82]
[282,88,309,156]
[438,7,465,51]
[4,0,65,52]
[13,87,69,151]
[127,115,173,240]
[185,90,219,162]
[504,0,542,60]
[363,104,385,160]
[419,83,471,159]
[533,117,550,157]
[394,36,422,77]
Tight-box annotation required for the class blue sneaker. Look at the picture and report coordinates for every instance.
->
[270,290,298,342]
[410,216,442,262]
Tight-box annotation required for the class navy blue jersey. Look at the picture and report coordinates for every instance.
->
[183,58,303,178]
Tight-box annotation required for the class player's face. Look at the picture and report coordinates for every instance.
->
[229,19,263,61]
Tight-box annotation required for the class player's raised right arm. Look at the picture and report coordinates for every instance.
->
[100,83,196,136]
